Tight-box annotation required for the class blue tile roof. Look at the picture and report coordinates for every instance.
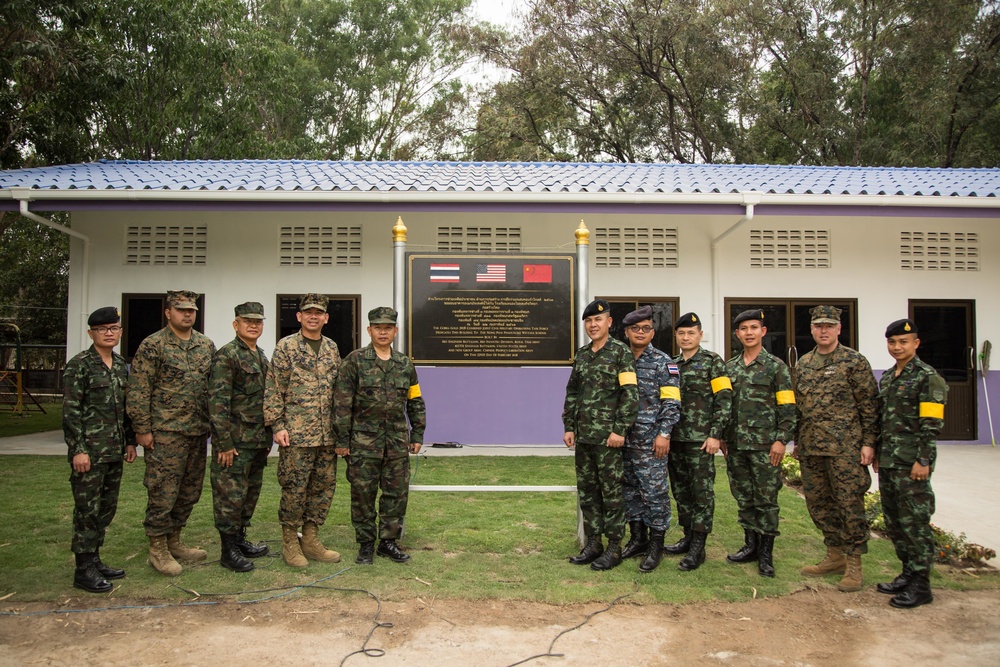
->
[1,159,998,197]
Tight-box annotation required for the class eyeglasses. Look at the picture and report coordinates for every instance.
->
[627,325,654,333]
[91,326,122,334]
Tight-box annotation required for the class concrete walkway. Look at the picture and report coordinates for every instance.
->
[2,431,997,556]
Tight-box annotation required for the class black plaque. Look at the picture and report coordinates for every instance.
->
[407,254,575,364]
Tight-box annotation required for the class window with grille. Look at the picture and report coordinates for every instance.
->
[594,227,678,268]
[749,229,830,268]
[900,231,979,271]
[436,226,522,252]
[125,225,207,265]
[279,226,362,266]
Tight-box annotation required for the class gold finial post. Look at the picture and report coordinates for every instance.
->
[392,216,408,243]
[575,219,590,245]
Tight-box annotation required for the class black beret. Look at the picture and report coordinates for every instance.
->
[88,307,120,327]
[733,309,765,328]
[674,312,701,329]
[622,305,653,327]
[885,318,918,338]
[581,299,611,320]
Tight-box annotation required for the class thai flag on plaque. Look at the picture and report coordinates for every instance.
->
[522,263,553,283]
[430,263,460,283]
[476,263,507,283]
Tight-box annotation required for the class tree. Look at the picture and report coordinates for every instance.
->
[0,217,68,346]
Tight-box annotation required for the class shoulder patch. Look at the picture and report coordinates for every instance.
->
[667,363,679,376]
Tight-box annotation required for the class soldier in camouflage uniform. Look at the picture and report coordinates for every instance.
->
[793,305,879,592]
[724,309,796,577]
[619,306,680,572]
[875,318,947,609]
[209,302,273,573]
[264,293,342,568]
[562,299,639,571]
[668,312,732,571]
[127,290,216,576]
[63,307,137,592]
[334,307,426,565]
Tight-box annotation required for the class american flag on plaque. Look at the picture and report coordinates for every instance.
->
[476,263,507,283]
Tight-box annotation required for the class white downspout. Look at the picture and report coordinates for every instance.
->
[711,194,760,353]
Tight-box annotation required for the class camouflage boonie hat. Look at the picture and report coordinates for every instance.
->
[235,302,265,319]
[166,290,199,310]
[581,299,611,320]
[810,305,841,325]
[88,307,120,327]
[674,312,701,329]
[299,293,329,312]
[733,309,764,328]
[368,307,398,324]
[885,318,918,338]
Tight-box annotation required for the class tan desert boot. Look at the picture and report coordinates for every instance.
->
[800,546,846,576]
[282,525,308,568]
[300,522,341,563]
[148,535,183,576]
[837,554,864,592]
[167,529,207,563]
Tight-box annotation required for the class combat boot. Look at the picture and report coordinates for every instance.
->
[664,527,692,555]
[876,563,913,594]
[236,526,269,558]
[568,535,604,565]
[590,538,623,571]
[639,529,666,572]
[726,529,759,564]
[800,546,846,576]
[837,554,863,592]
[73,552,112,593]
[376,539,411,563]
[757,534,775,577]
[167,529,207,563]
[356,541,375,565]
[148,535,183,576]
[889,571,933,609]
[219,532,254,572]
[93,549,125,579]
[678,531,707,571]
[300,522,341,563]
[282,526,308,568]
[620,521,649,559]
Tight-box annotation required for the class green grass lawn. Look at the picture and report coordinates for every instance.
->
[0,402,62,437]
[0,454,994,606]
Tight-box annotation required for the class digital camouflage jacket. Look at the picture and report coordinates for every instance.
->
[264,332,340,448]
[209,336,272,451]
[624,344,680,449]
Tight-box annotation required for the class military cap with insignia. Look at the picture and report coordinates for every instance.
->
[622,305,653,326]
[88,307,120,327]
[885,318,918,338]
[368,306,398,324]
[581,299,611,320]
[810,305,841,324]
[166,290,199,310]
[674,312,701,329]
[733,309,765,328]
[299,293,329,312]
[235,302,265,319]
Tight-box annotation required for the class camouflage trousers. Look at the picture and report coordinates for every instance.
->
[277,445,337,527]
[879,466,935,574]
[346,451,410,543]
[623,445,671,531]
[143,433,208,537]
[211,444,270,535]
[800,454,871,556]
[668,441,716,534]
[575,442,625,541]
[726,448,782,536]
[70,461,123,553]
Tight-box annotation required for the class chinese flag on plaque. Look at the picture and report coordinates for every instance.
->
[523,263,553,283]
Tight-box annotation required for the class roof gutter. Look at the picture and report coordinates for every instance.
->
[711,195,759,351]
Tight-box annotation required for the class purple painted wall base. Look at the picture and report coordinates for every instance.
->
[418,366,571,445]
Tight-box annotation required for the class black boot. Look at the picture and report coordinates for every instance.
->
[678,531,707,571]
[236,526,269,558]
[889,571,933,608]
[620,521,649,559]
[569,535,604,565]
[93,549,125,580]
[664,527,692,555]
[220,532,254,572]
[876,563,914,594]
[726,529,759,564]
[757,534,775,577]
[377,539,411,563]
[73,552,112,593]
[590,539,623,571]
[639,529,666,572]
[356,541,375,565]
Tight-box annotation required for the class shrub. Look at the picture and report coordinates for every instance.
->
[780,454,801,486]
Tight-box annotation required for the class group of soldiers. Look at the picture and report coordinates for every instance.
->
[63,291,425,593]
[562,300,945,609]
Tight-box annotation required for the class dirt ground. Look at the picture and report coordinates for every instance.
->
[2,585,999,667]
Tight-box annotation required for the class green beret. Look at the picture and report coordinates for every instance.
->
[299,293,328,312]
[674,312,701,329]
[235,302,265,319]
[582,299,611,320]
[368,306,398,324]
[733,309,765,328]
[166,290,199,310]
[88,307,120,327]
[885,318,918,338]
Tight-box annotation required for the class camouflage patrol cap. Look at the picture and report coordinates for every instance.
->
[368,306,398,325]
[166,290,199,310]
[674,312,701,329]
[733,309,765,328]
[810,305,841,325]
[234,302,265,319]
[885,318,918,338]
[582,299,611,320]
[88,307,120,327]
[299,293,329,312]
[622,305,653,326]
